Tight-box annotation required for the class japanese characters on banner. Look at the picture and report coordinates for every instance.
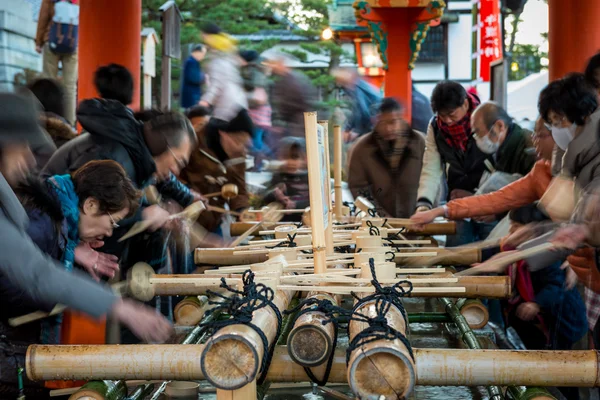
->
[479,0,502,82]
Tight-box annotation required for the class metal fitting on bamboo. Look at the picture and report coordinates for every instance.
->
[287,292,338,367]
[195,247,268,266]
[347,294,416,399]
[397,246,481,266]
[200,285,295,390]
[174,295,209,326]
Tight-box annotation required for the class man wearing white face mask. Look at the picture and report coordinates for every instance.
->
[470,102,535,176]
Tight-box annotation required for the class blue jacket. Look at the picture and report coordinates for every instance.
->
[529,262,588,347]
[344,79,381,136]
[180,56,205,109]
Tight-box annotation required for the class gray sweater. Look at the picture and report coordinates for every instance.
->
[0,173,116,317]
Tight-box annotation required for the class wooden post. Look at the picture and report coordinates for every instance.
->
[200,287,295,389]
[159,1,181,111]
[347,295,415,399]
[287,292,338,368]
[305,113,328,274]
[333,124,343,221]
[216,379,257,400]
[318,120,335,255]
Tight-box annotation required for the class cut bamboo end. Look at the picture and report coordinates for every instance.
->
[174,296,209,326]
[287,293,337,368]
[201,335,258,390]
[347,295,415,398]
[457,299,489,330]
[68,380,127,400]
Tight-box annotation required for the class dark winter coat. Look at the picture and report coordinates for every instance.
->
[180,56,205,109]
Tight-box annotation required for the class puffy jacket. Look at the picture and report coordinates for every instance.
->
[201,51,247,122]
[446,160,551,220]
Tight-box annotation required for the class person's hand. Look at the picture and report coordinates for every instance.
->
[561,261,578,290]
[199,100,210,108]
[551,224,590,250]
[35,45,42,54]
[410,208,444,230]
[473,215,497,223]
[111,299,173,343]
[190,190,208,204]
[415,205,431,213]
[74,241,119,281]
[142,205,171,231]
[516,302,540,321]
[450,189,472,200]
[503,224,539,248]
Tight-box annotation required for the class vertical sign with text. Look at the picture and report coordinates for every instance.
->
[479,0,502,82]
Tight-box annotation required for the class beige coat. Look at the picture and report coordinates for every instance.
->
[347,130,425,218]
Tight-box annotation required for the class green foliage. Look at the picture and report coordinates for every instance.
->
[508,44,547,81]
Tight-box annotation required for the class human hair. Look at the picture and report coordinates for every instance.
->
[71,160,140,217]
[378,97,403,114]
[185,105,211,120]
[191,44,205,53]
[94,64,134,105]
[538,73,598,125]
[584,52,600,89]
[477,102,512,130]
[134,109,163,122]
[430,80,468,114]
[27,78,66,119]
[143,111,197,156]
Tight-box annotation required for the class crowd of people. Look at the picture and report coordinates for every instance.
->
[0,10,599,399]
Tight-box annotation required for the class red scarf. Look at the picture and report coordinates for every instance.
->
[436,93,480,151]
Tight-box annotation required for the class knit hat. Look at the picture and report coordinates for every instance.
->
[201,23,222,35]
[239,49,259,63]
[0,93,50,147]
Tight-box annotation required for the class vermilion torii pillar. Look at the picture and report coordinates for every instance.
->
[548,0,600,81]
[354,0,445,122]
[78,0,142,108]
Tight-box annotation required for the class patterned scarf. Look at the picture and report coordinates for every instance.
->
[40,175,80,344]
[436,93,480,151]
[374,130,408,173]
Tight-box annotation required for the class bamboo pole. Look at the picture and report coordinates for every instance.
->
[347,294,416,399]
[397,246,482,266]
[318,120,335,255]
[194,247,268,265]
[28,346,600,389]
[333,125,343,221]
[173,295,209,326]
[506,386,557,400]
[287,292,338,368]
[386,219,457,235]
[200,285,295,390]
[67,380,127,400]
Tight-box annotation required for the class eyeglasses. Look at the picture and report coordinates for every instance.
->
[107,212,120,229]
[168,146,188,169]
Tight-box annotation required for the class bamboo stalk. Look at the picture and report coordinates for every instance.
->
[396,246,482,266]
[287,292,338,368]
[67,380,127,400]
[276,285,466,296]
[194,247,268,266]
[200,285,295,390]
[333,125,343,220]
[173,295,209,326]
[28,346,600,389]
[506,386,557,400]
[347,294,415,399]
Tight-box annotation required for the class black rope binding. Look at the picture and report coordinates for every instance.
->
[201,270,283,385]
[366,220,380,236]
[266,233,298,249]
[284,298,339,386]
[320,258,415,366]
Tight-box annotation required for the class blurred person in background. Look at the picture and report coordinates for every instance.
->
[180,44,207,110]
[332,67,381,143]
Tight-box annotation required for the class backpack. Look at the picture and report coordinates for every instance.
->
[48,0,79,55]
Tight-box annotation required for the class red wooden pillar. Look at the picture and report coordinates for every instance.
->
[548,0,600,81]
[78,0,142,108]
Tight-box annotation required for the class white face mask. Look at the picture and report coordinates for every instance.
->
[551,123,576,151]
[475,132,500,154]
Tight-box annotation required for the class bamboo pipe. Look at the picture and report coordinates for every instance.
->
[200,285,295,390]
[386,219,457,235]
[173,295,209,326]
[506,386,557,400]
[347,294,415,399]
[397,246,482,266]
[318,119,335,256]
[204,183,239,200]
[287,292,338,368]
[410,275,511,300]
[127,262,241,301]
[28,346,600,388]
[333,125,343,220]
[194,247,268,265]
